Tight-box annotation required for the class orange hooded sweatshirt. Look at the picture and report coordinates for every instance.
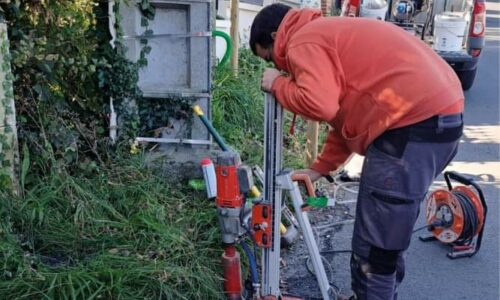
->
[271,9,464,175]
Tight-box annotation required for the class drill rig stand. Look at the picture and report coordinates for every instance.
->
[251,93,335,299]
[211,94,335,299]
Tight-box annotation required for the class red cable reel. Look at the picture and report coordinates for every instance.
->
[422,171,487,259]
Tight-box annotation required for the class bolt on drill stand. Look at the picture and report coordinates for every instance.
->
[251,93,335,299]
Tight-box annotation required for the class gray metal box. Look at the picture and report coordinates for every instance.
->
[117,0,213,142]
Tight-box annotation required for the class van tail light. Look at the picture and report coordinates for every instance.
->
[470,2,486,37]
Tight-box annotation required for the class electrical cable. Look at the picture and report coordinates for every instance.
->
[313,221,443,262]
[304,255,341,295]
[412,224,432,233]
[301,174,358,296]
[320,249,353,255]
[335,182,360,195]
[453,190,479,245]
[413,219,449,233]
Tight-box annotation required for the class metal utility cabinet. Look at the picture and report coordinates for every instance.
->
[112,0,214,145]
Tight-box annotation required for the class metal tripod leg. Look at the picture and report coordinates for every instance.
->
[277,170,334,300]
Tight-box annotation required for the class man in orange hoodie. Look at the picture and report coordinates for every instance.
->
[250,4,464,300]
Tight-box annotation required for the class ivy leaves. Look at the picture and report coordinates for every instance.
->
[137,0,155,68]
[140,0,156,21]
[0,26,16,190]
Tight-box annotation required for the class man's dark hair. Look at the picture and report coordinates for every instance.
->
[249,3,292,54]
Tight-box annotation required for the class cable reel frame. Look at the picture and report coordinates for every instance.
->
[420,171,488,259]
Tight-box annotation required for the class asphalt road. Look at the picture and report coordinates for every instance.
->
[399,3,500,299]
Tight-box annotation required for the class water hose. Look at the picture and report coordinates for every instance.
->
[240,240,259,285]
[213,30,232,70]
[192,105,229,151]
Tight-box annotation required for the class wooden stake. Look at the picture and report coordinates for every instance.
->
[305,120,319,167]
[230,0,239,74]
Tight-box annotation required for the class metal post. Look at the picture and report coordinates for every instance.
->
[261,94,333,299]
[261,93,284,297]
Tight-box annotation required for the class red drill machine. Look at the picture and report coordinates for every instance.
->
[214,151,254,299]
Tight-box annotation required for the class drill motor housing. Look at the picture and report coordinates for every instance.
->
[215,151,253,244]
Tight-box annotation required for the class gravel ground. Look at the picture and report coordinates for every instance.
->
[280,177,359,299]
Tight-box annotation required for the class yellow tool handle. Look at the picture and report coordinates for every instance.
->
[193,105,204,116]
[250,185,261,198]
[280,223,287,235]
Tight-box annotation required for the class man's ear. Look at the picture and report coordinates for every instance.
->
[271,32,277,40]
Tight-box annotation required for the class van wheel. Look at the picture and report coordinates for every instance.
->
[456,68,477,91]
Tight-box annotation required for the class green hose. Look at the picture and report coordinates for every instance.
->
[212,30,232,69]
[192,105,230,151]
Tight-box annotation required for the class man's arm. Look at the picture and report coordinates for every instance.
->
[269,42,349,174]
[293,127,351,182]
[311,127,352,175]
[271,43,344,122]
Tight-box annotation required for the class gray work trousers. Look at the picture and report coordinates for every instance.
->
[351,114,463,300]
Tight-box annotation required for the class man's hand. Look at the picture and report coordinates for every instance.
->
[261,68,281,92]
[292,168,323,183]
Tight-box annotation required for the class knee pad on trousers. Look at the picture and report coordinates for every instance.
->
[368,246,400,275]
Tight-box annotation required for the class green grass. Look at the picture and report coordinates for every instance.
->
[0,49,330,300]
[0,155,223,299]
[211,50,266,167]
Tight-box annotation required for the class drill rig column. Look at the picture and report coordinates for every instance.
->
[260,93,284,297]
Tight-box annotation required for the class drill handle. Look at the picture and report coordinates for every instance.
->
[291,173,316,197]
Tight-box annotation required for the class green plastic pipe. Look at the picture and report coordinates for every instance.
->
[212,30,232,69]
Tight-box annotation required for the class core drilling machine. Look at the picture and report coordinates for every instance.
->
[214,150,255,299]
[206,94,334,300]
